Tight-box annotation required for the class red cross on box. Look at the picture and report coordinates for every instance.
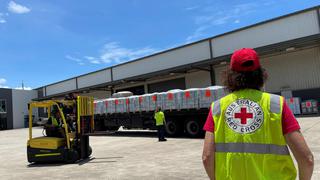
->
[234,107,253,124]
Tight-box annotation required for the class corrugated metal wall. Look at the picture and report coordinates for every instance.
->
[214,65,227,86]
[262,46,320,92]
[211,10,319,57]
[46,79,77,96]
[148,78,186,93]
[112,41,211,81]
[80,91,111,99]
[185,70,211,88]
[77,69,112,89]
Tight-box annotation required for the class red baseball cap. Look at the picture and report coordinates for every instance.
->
[230,48,260,72]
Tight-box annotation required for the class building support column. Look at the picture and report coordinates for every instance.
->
[210,65,215,86]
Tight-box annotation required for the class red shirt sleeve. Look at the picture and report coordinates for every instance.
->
[203,106,214,132]
[282,100,300,134]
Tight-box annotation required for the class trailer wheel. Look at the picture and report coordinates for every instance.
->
[185,120,201,137]
[165,121,182,137]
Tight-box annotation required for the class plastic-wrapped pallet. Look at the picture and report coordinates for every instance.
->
[181,88,199,109]
[125,98,130,113]
[112,91,133,98]
[149,93,158,112]
[101,99,107,114]
[95,100,105,114]
[199,86,227,108]
[93,100,99,114]
[285,97,301,115]
[301,99,318,114]
[128,96,140,113]
[156,92,165,110]
[163,89,183,111]
[139,94,150,112]
[115,97,127,113]
[106,98,116,114]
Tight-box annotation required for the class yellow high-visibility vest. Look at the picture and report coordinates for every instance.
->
[50,117,59,127]
[212,89,296,180]
[154,111,165,126]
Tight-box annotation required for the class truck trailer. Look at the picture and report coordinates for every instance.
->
[94,86,227,137]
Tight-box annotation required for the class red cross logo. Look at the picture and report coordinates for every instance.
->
[234,107,253,124]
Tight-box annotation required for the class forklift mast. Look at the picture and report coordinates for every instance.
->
[76,96,94,159]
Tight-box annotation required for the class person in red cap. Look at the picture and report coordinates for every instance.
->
[202,48,314,180]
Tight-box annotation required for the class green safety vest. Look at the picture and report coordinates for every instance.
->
[51,117,59,127]
[212,89,296,180]
[154,111,165,126]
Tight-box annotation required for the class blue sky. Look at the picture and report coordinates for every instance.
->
[0,0,319,90]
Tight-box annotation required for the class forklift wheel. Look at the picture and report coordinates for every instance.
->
[88,146,92,157]
[66,150,79,163]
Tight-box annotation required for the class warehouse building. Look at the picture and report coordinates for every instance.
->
[36,6,320,105]
[0,88,38,130]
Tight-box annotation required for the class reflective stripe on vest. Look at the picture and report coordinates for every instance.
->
[270,94,281,113]
[212,100,220,116]
[215,142,290,155]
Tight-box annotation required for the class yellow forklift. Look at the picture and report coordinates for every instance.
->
[27,96,94,163]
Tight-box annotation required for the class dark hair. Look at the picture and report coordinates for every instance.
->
[222,66,267,92]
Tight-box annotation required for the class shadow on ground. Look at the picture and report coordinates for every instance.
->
[91,130,204,139]
[27,156,123,167]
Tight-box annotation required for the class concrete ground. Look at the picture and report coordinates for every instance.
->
[0,116,319,180]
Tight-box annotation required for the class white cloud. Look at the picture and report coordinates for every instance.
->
[84,56,95,60]
[185,25,209,43]
[0,13,7,24]
[65,55,85,65]
[185,6,200,11]
[0,78,9,88]
[0,78,7,85]
[89,60,101,64]
[68,42,157,66]
[86,42,157,65]
[65,55,81,62]
[8,1,31,14]
[0,78,32,90]
[84,56,101,64]
[186,1,274,42]
[194,3,257,26]
[100,42,157,64]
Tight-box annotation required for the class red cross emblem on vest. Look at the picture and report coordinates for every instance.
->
[225,99,264,134]
[234,107,253,124]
